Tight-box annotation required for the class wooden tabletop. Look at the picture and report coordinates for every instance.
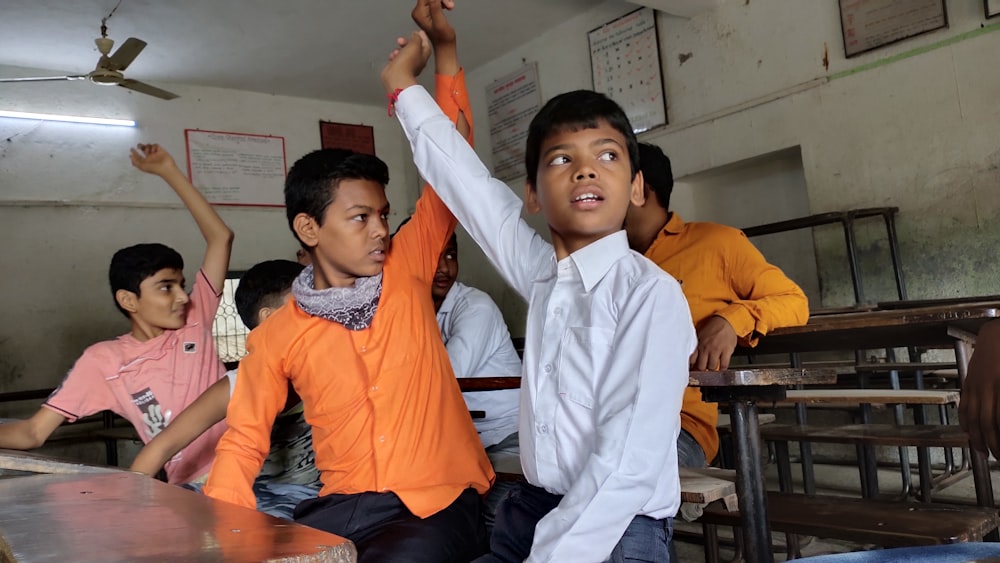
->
[688,368,837,387]
[0,472,356,562]
[746,301,1000,354]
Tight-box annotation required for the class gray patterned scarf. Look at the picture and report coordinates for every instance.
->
[291,265,382,330]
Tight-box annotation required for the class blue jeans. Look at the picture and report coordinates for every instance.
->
[474,481,673,563]
[796,543,1000,563]
[677,429,707,468]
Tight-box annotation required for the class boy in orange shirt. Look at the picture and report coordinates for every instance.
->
[624,142,809,466]
[203,2,493,561]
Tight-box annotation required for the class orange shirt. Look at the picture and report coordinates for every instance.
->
[645,213,809,460]
[204,70,494,518]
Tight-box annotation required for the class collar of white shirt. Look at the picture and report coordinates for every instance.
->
[555,230,632,292]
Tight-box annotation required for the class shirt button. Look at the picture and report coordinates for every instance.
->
[543,364,553,374]
[370,385,378,392]
[537,424,548,434]
[379,435,386,443]
[553,307,563,316]
[360,346,367,353]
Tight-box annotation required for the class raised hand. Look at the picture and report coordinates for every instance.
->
[129,143,180,177]
[382,30,432,94]
[412,0,456,46]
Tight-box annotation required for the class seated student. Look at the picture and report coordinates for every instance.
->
[0,144,233,485]
[203,9,494,562]
[130,259,320,519]
[383,10,697,563]
[624,143,809,467]
[432,232,522,528]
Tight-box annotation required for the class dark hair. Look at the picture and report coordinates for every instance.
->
[524,90,639,187]
[284,149,390,247]
[234,260,305,329]
[638,143,674,211]
[108,243,184,318]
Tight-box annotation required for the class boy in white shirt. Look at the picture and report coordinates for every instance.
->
[381,10,696,563]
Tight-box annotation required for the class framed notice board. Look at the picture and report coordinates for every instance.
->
[184,129,286,207]
[839,0,948,58]
[319,121,376,155]
[588,7,666,133]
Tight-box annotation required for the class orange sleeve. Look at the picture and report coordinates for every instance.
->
[715,231,810,347]
[391,70,474,280]
[203,325,288,509]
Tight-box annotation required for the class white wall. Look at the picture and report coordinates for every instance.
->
[462,0,1000,318]
[0,66,419,398]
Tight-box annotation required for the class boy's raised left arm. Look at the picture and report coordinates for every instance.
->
[130,143,234,292]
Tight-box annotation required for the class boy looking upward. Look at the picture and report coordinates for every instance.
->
[624,143,809,467]
[0,143,233,485]
[382,12,696,563]
[204,4,493,560]
[131,259,320,520]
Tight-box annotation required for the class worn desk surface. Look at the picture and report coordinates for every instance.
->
[0,471,355,562]
[688,368,837,387]
[745,301,1000,354]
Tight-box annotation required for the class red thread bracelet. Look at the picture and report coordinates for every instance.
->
[387,88,404,117]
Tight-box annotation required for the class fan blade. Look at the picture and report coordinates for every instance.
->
[119,79,178,100]
[107,37,147,71]
[0,75,87,83]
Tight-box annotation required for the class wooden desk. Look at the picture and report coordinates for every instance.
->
[689,368,837,563]
[0,471,356,562]
[740,302,998,525]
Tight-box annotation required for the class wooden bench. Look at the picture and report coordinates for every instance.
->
[698,492,999,562]
[771,388,959,407]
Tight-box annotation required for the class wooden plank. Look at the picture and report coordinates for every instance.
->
[0,472,356,562]
[0,448,122,475]
[699,492,999,547]
[680,467,737,506]
[457,377,521,392]
[776,389,959,406]
[689,368,837,387]
[760,424,970,448]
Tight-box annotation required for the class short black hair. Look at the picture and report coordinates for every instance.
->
[234,260,305,329]
[108,243,184,318]
[284,149,390,247]
[524,90,639,187]
[638,143,674,211]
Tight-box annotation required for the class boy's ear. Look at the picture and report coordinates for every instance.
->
[629,171,646,208]
[524,181,541,215]
[293,213,321,249]
[257,306,275,325]
[115,289,139,314]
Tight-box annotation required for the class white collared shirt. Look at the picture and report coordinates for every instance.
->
[437,281,522,448]
[396,86,695,563]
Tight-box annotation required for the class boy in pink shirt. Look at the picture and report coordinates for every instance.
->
[0,143,234,484]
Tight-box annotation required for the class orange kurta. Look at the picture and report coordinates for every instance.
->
[645,213,809,460]
[204,70,493,518]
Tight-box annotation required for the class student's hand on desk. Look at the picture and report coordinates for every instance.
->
[129,143,180,177]
[959,320,1000,458]
[381,30,431,94]
[412,0,456,46]
[690,315,738,371]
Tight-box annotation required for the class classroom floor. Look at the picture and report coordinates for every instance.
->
[673,456,1000,562]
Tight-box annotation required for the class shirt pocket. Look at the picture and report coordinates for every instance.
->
[557,326,614,409]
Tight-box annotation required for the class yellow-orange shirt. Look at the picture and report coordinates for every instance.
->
[644,213,809,460]
[204,71,494,518]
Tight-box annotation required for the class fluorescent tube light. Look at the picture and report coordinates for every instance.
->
[0,110,136,127]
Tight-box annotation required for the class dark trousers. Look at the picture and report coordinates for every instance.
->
[294,488,487,563]
[475,481,673,563]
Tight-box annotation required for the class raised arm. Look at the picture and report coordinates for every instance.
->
[529,278,695,562]
[412,0,470,142]
[130,377,230,476]
[0,408,65,450]
[130,143,234,292]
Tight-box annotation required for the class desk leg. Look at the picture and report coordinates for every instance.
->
[729,399,774,563]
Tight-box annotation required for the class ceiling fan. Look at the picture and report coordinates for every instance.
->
[0,27,179,101]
